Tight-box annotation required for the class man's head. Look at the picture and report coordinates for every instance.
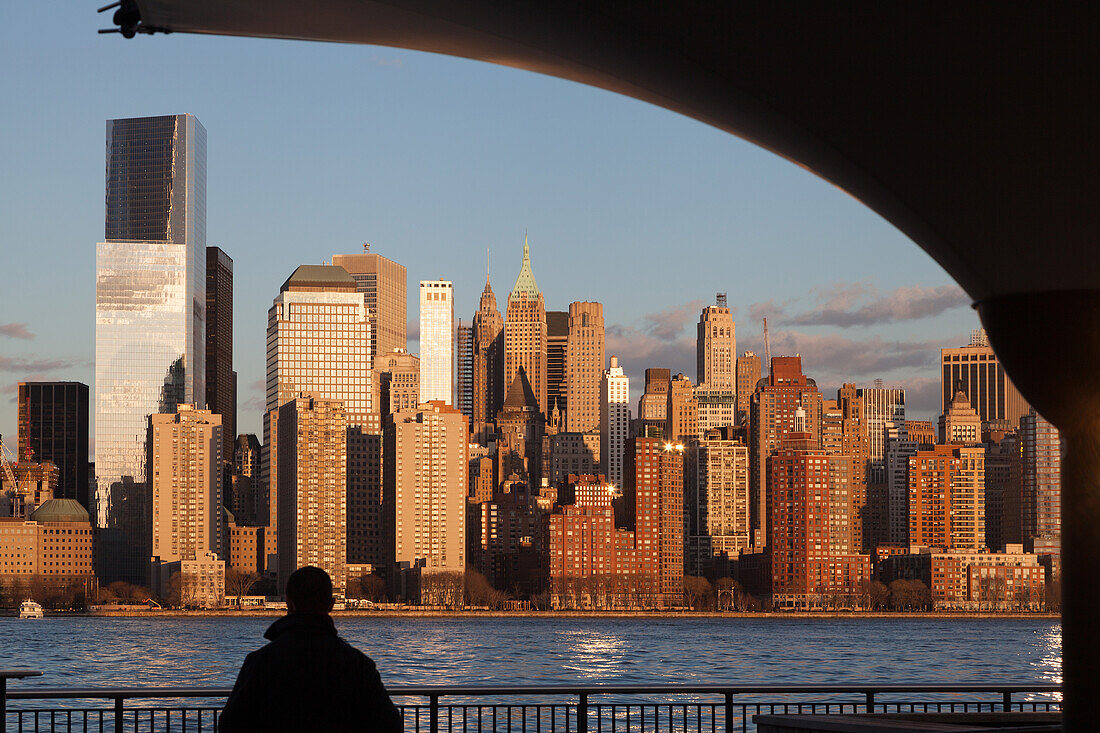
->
[285,566,335,614]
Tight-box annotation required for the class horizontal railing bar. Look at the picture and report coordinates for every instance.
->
[6,682,1063,700]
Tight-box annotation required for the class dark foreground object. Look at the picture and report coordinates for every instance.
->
[756,711,1060,732]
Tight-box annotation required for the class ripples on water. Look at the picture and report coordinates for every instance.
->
[2,617,1061,688]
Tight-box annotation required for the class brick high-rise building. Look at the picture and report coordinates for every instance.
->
[456,322,474,421]
[565,302,605,433]
[275,396,347,594]
[384,401,468,573]
[626,437,685,604]
[600,356,630,489]
[697,294,735,389]
[735,352,762,425]
[685,428,750,575]
[665,373,698,444]
[205,246,236,461]
[908,444,986,550]
[332,247,407,364]
[17,382,89,509]
[636,368,671,436]
[505,238,548,417]
[749,356,822,550]
[419,279,454,405]
[823,385,872,551]
[471,275,504,427]
[940,329,1030,427]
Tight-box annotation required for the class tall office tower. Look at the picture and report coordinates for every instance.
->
[384,401,468,573]
[274,396,347,594]
[565,302,605,433]
[940,329,1030,426]
[265,265,373,568]
[600,356,630,488]
[149,405,223,570]
[749,357,822,550]
[636,368,671,435]
[471,275,504,427]
[419,279,454,404]
[685,428,750,575]
[332,247,408,362]
[885,427,918,544]
[205,247,236,462]
[17,382,89,508]
[908,444,986,550]
[939,390,982,444]
[985,433,1019,552]
[546,311,569,418]
[1021,410,1061,560]
[858,381,905,485]
[697,294,735,389]
[735,352,762,424]
[822,386,872,550]
[626,438,685,606]
[456,322,474,421]
[665,373,698,444]
[504,239,548,417]
[768,430,870,610]
[377,349,420,416]
[96,114,207,584]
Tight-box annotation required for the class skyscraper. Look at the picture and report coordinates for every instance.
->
[857,381,905,486]
[546,311,569,418]
[565,301,605,433]
[939,390,983,444]
[735,352,762,425]
[665,373,698,444]
[504,237,548,417]
[419,279,454,405]
[96,114,206,583]
[456,322,474,421]
[625,437,685,606]
[205,246,235,462]
[471,274,504,428]
[332,247,408,362]
[686,428,750,575]
[1021,410,1060,562]
[697,294,735,389]
[600,356,630,488]
[636,368,671,436]
[17,382,89,509]
[940,329,1030,426]
[377,350,420,416]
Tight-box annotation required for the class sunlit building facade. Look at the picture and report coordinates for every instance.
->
[419,280,454,405]
[600,356,630,488]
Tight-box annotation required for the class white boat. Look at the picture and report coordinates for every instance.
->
[19,599,44,619]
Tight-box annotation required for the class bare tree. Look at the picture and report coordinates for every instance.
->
[225,568,261,605]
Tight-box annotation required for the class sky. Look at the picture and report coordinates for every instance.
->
[0,5,982,454]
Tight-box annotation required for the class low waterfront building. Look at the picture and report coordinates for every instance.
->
[882,544,1045,611]
[0,498,97,603]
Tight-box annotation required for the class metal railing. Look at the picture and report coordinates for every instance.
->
[5,682,1062,732]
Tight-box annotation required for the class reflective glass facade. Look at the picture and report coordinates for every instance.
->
[95,114,206,584]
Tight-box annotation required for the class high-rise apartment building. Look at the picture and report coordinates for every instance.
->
[456,322,474,421]
[908,444,986,550]
[17,382,89,508]
[626,437,685,604]
[600,356,630,488]
[695,387,737,436]
[885,428,918,544]
[275,396,347,593]
[332,247,407,362]
[546,311,569,418]
[1021,410,1060,560]
[565,302,605,433]
[823,385,872,551]
[735,352,762,424]
[384,401,468,573]
[149,405,223,567]
[205,247,236,462]
[939,391,983,444]
[686,428,750,575]
[471,275,504,427]
[940,329,1030,426]
[749,356,822,550]
[666,373,698,444]
[504,239,548,417]
[96,114,207,584]
[419,279,454,405]
[858,381,905,486]
[697,294,735,389]
[377,349,420,416]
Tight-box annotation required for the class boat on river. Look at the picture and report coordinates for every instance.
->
[19,599,44,619]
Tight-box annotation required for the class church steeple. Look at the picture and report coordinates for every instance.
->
[510,231,540,299]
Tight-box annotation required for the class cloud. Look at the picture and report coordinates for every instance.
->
[0,354,85,373]
[406,320,420,341]
[786,284,968,328]
[0,323,34,340]
[642,300,706,340]
[249,378,265,392]
[748,299,790,323]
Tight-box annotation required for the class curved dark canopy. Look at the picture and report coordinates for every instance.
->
[123,1,1097,303]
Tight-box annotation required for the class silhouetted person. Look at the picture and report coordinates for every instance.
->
[219,566,402,732]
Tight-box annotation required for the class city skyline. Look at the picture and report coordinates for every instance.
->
[1,12,981,448]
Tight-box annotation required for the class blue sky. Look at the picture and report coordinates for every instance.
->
[0,5,980,450]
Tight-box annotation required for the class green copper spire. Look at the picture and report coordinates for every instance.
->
[510,231,540,299]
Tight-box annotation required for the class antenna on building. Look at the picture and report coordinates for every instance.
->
[717,292,727,308]
[763,317,772,375]
[363,241,371,253]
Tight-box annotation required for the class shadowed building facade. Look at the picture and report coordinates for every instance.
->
[941,330,1030,428]
[205,246,235,463]
[735,352,761,426]
[17,382,89,509]
[471,275,504,429]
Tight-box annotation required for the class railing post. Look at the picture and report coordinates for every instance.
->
[1002,691,1012,712]
[115,695,125,731]
[578,692,588,733]
[865,691,875,713]
[724,692,733,733]
[429,694,439,733]
[0,677,6,731]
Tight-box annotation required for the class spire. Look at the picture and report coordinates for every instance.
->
[510,232,540,299]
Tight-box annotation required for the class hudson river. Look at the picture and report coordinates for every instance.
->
[4,617,1060,688]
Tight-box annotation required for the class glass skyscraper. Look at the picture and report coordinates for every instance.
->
[95,114,207,583]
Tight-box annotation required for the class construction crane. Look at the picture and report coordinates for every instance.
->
[0,437,31,518]
[763,317,771,375]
